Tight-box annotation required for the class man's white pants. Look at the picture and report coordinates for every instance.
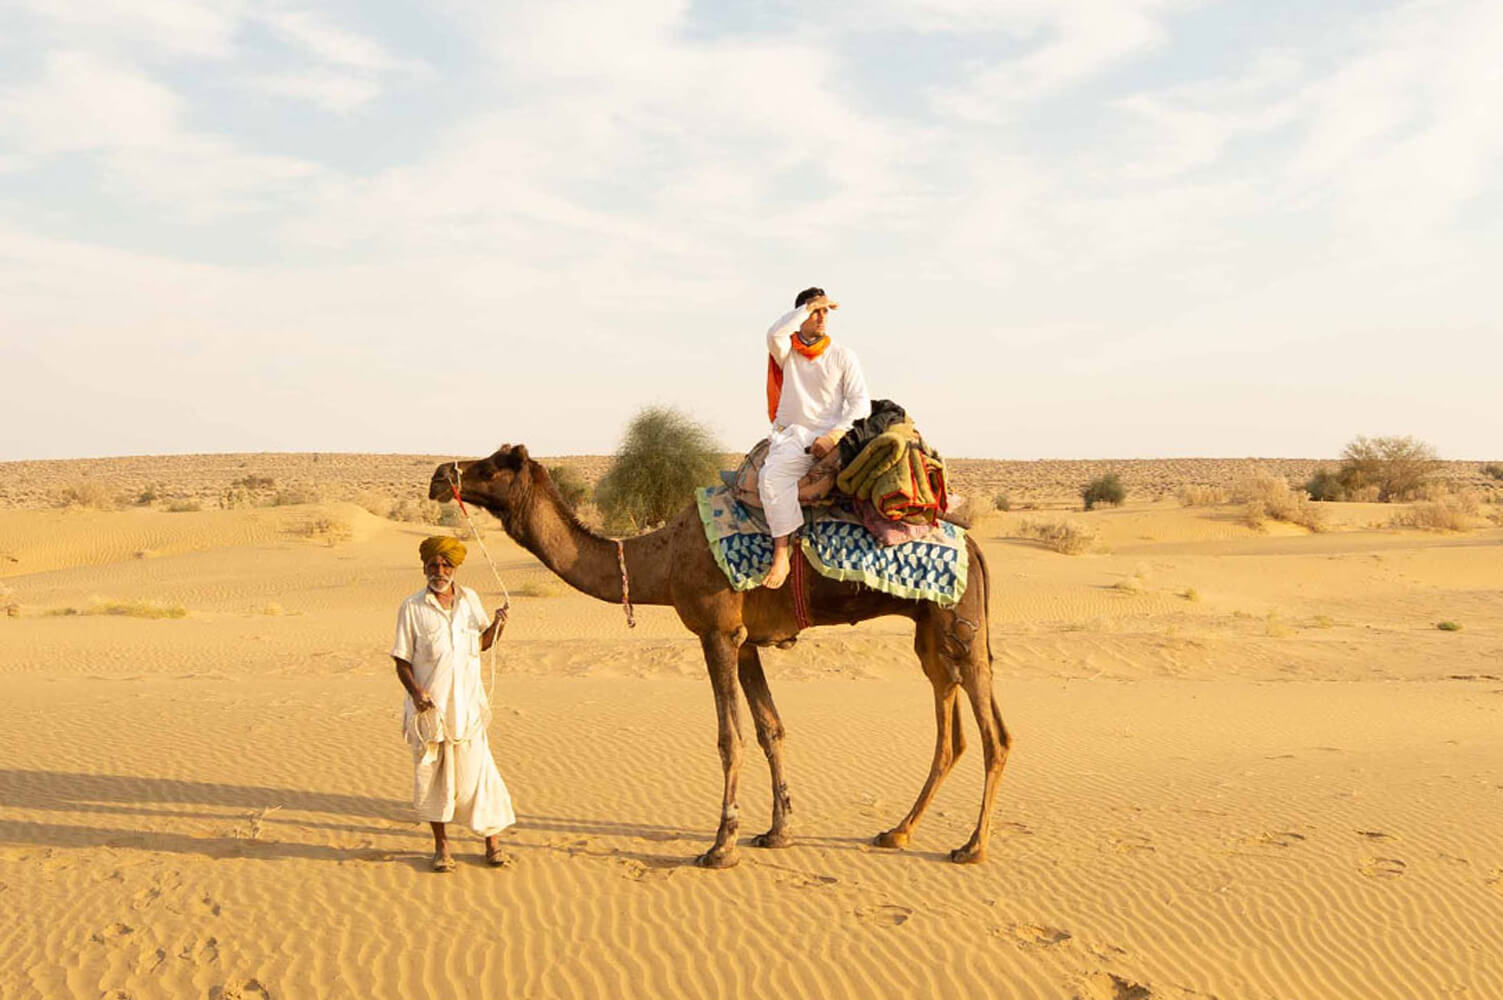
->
[759,425,817,539]
[413,730,516,836]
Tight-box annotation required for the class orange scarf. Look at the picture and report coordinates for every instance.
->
[765,333,831,422]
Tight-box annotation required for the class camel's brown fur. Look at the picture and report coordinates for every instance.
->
[431,445,1010,867]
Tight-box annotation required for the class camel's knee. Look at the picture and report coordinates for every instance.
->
[755,720,785,757]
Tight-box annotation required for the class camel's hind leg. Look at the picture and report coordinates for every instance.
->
[697,630,745,869]
[949,656,1010,865]
[874,611,968,849]
[738,644,794,848]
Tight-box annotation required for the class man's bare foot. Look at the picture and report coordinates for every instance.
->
[484,836,514,868]
[763,551,791,589]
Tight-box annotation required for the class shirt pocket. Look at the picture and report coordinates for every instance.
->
[420,621,451,654]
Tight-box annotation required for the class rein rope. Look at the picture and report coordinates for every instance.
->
[446,462,510,698]
[616,539,636,629]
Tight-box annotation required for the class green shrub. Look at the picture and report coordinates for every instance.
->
[1303,467,1347,502]
[1436,620,1462,631]
[1482,462,1503,481]
[595,407,723,533]
[546,464,591,511]
[992,491,1012,512]
[1081,473,1126,511]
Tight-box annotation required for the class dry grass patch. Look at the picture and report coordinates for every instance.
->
[1180,587,1201,602]
[290,513,353,546]
[52,480,120,510]
[512,578,566,598]
[1017,517,1098,555]
[1178,485,1228,507]
[165,500,202,513]
[1389,489,1479,531]
[48,599,188,619]
[1235,470,1325,532]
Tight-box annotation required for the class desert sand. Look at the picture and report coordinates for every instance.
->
[1,455,1500,1000]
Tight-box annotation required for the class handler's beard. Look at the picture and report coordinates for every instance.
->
[426,575,453,594]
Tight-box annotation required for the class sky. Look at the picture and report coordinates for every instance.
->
[1,0,1500,462]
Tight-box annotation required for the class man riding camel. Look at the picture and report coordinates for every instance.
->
[760,286,871,589]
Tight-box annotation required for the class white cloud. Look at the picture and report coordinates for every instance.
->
[17,0,248,58]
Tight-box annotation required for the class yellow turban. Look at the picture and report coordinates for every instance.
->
[419,536,467,566]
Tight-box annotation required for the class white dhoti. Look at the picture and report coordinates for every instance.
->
[413,730,516,836]
[758,425,818,538]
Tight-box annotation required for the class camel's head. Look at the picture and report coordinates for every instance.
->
[429,444,533,519]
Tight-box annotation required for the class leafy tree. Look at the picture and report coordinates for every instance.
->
[1338,435,1439,502]
[595,407,723,533]
[1081,473,1126,511]
[546,464,590,511]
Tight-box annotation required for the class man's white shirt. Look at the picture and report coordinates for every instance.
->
[391,584,490,746]
[766,307,871,438]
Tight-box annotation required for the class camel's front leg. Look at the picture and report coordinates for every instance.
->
[697,631,745,869]
[738,644,793,848]
[875,679,962,849]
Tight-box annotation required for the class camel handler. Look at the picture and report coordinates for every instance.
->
[391,536,516,872]
[761,286,871,588]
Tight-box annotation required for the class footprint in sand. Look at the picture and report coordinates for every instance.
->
[91,923,135,945]
[855,903,913,926]
[778,871,838,890]
[1485,869,1503,895]
[1110,834,1155,856]
[615,856,675,882]
[1359,856,1407,879]
[1249,831,1307,848]
[1073,971,1153,1000]
[178,936,220,965]
[209,979,271,1000]
[1356,830,1398,843]
[999,922,1072,949]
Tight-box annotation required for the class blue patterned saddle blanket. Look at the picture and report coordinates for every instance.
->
[694,486,968,608]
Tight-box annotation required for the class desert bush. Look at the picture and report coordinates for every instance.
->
[1017,517,1097,555]
[1482,462,1503,481]
[992,491,1012,512]
[1081,473,1126,511]
[271,484,323,506]
[1338,435,1439,502]
[391,498,445,523]
[291,514,352,545]
[1235,471,1325,532]
[134,483,162,506]
[595,406,723,533]
[53,480,119,510]
[233,475,276,490]
[1388,489,1479,531]
[1303,468,1347,502]
[165,499,202,513]
[219,487,254,509]
[546,464,591,511]
[1436,620,1462,631]
[1178,485,1228,507]
[437,504,473,539]
[512,578,565,598]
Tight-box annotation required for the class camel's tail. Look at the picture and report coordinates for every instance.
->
[971,537,994,667]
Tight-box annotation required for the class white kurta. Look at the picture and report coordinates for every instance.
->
[760,306,871,538]
[391,584,516,836]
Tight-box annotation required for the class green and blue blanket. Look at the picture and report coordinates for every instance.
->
[694,486,968,607]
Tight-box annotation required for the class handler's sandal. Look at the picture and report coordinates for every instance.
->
[432,851,456,873]
[485,846,515,868]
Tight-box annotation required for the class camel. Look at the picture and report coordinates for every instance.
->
[430,444,1010,868]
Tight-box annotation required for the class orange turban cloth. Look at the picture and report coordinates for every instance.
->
[419,536,467,566]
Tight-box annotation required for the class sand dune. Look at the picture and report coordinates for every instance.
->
[1,456,1500,999]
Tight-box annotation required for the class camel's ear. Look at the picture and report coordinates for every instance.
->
[513,444,530,464]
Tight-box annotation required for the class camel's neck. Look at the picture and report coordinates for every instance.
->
[490,477,675,607]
